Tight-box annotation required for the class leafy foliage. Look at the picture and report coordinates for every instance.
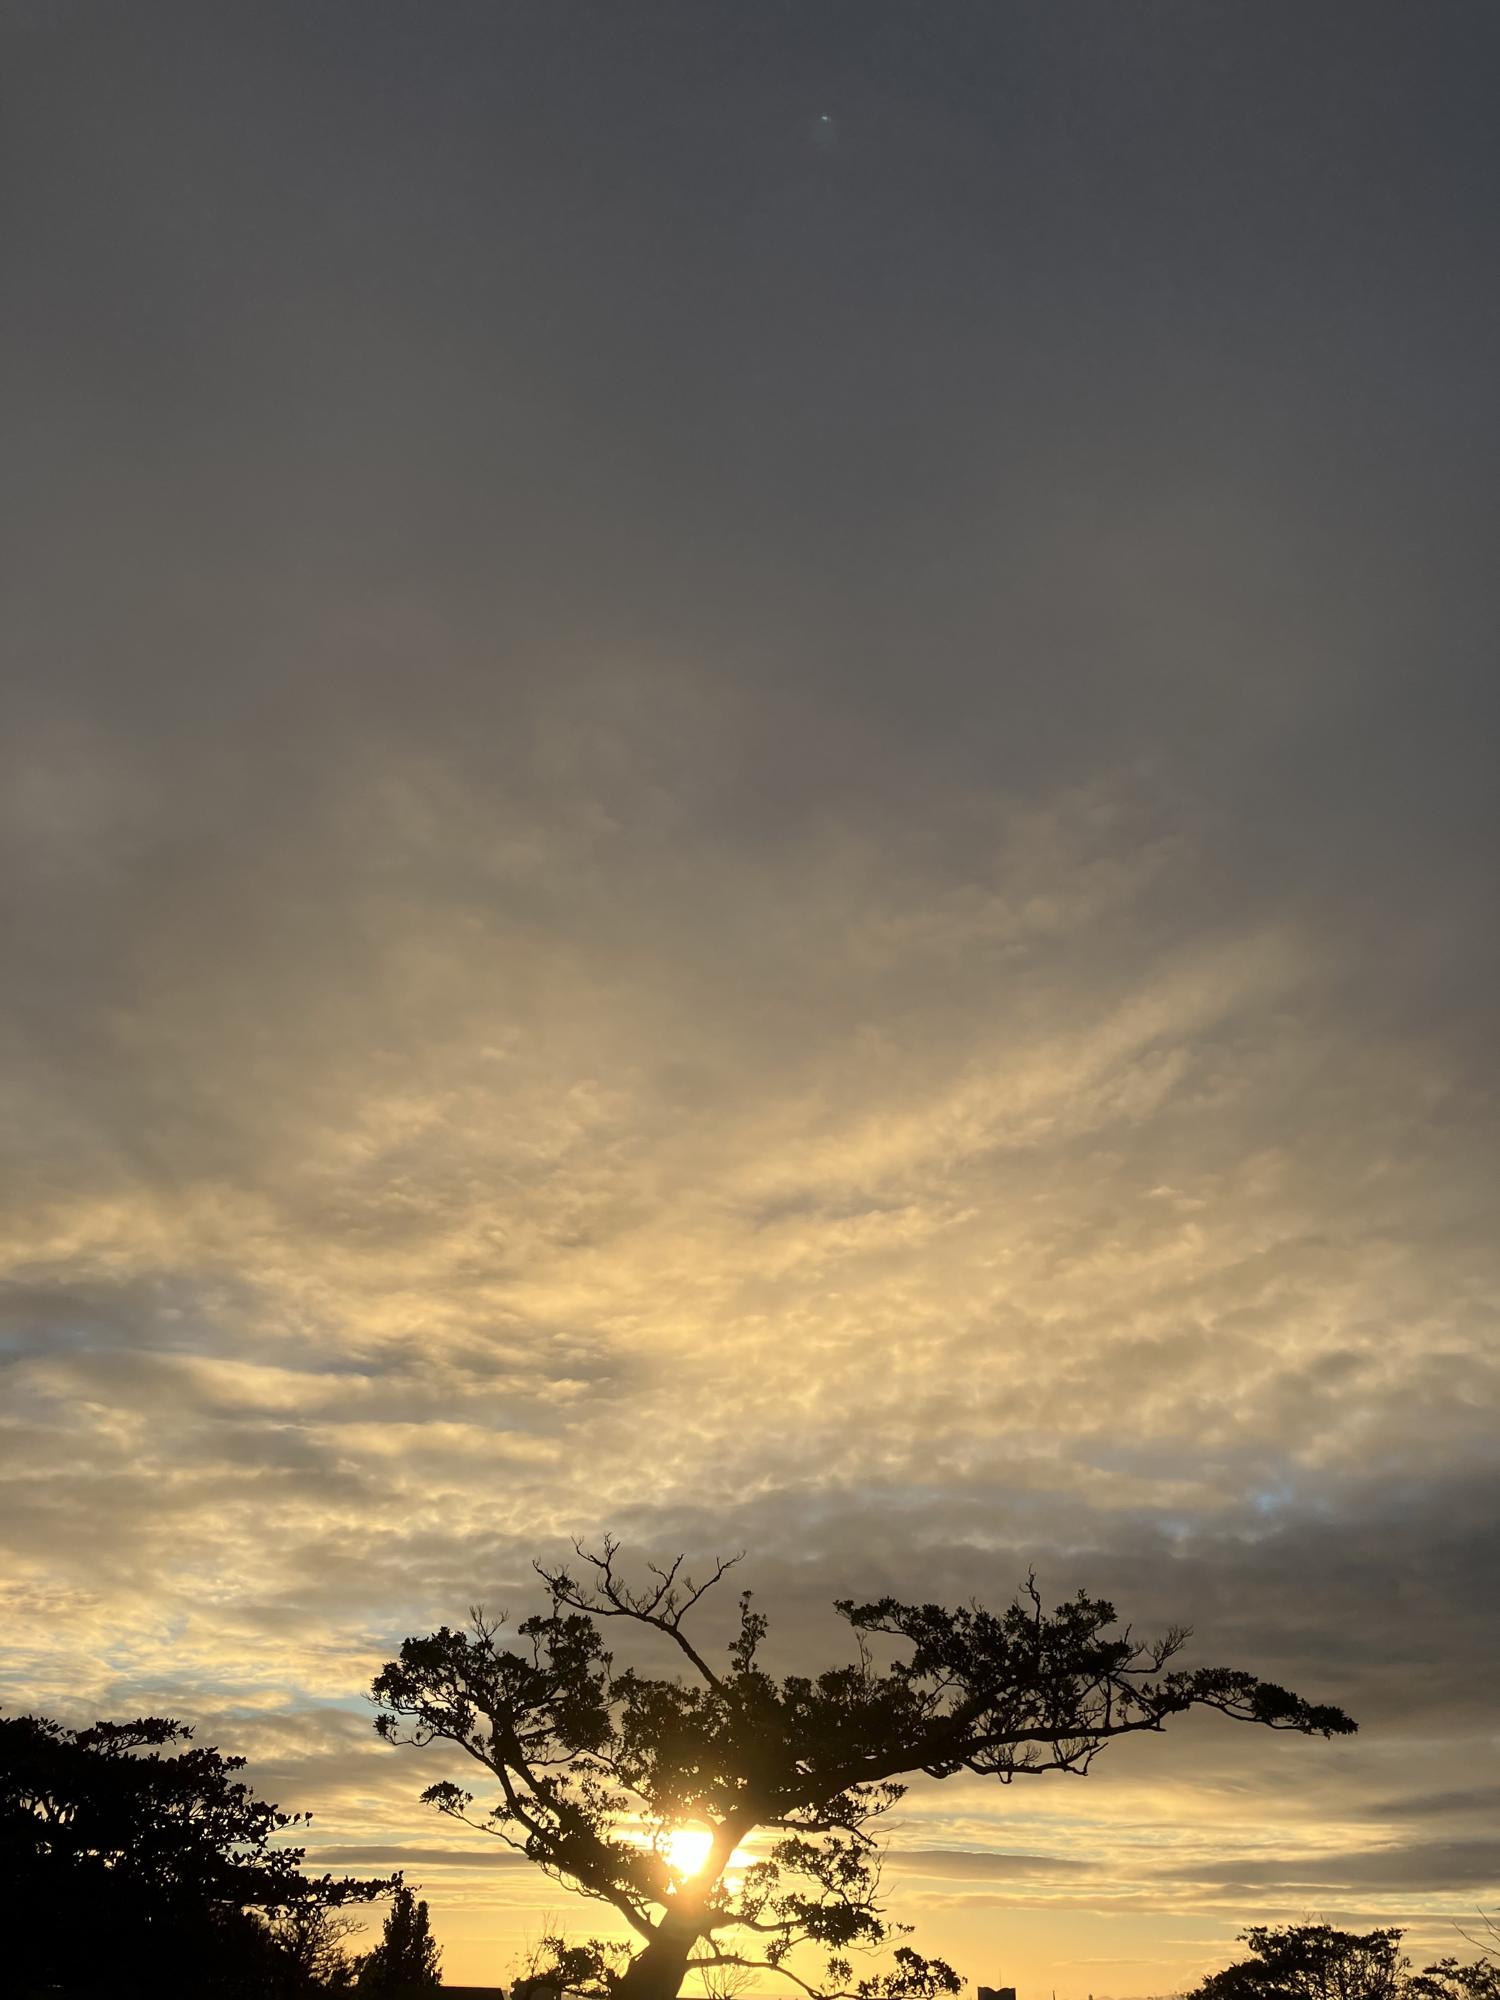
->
[0,1710,393,1996]
[1189,1927,1409,2000]
[373,1538,1355,2000]
[1410,1960,1500,2000]
[1189,1926,1500,2000]
[358,1881,444,1991]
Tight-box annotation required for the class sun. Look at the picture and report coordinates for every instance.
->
[663,1826,715,1877]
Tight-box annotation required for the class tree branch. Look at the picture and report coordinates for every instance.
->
[537,1539,742,1691]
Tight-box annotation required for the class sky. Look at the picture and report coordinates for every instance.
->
[2,1,1498,1991]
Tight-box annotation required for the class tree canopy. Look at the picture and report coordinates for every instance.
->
[357,1882,444,1992]
[0,1710,393,1996]
[1187,1925,1500,2000]
[1190,1926,1410,2000]
[372,1538,1356,2000]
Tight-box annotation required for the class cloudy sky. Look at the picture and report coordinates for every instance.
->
[3,2,1498,1991]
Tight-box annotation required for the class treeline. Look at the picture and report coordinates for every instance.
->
[1,1711,439,1997]
[1179,1926,1500,2000]
[5,1707,1498,2000]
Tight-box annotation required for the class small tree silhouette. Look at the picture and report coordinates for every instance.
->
[264,1899,367,1991]
[699,1962,758,2000]
[1190,1925,1500,2000]
[357,1882,443,1992]
[1187,1926,1409,2000]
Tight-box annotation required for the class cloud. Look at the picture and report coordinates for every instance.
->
[889,1850,1098,1881]
[314,1846,528,1871]
[1,6,1496,1992]
[1157,1843,1500,1897]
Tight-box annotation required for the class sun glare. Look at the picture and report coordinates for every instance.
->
[664,1827,715,1877]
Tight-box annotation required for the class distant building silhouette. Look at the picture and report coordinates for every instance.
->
[978,1985,1017,2000]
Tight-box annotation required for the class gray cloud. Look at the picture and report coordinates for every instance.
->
[1158,1844,1500,1897]
[315,1846,528,1871]
[2,4,1497,1994]
[889,1851,1098,1881]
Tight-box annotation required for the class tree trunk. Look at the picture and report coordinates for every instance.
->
[615,1916,699,2000]
[616,1813,757,2000]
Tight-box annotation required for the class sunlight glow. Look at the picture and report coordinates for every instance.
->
[664,1827,716,1877]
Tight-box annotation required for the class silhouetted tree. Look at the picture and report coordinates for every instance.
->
[1410,1932,1500,2000]
[372,1538,1355,2000]
[264,1899,369,1993]
[1187,1927,1408,2000]
[699,1959,758,2000]
[513,1929,627,2000]
[357,1881,443,1991]
[0,1711,393,1996]
[1189,1926,1500,2000]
